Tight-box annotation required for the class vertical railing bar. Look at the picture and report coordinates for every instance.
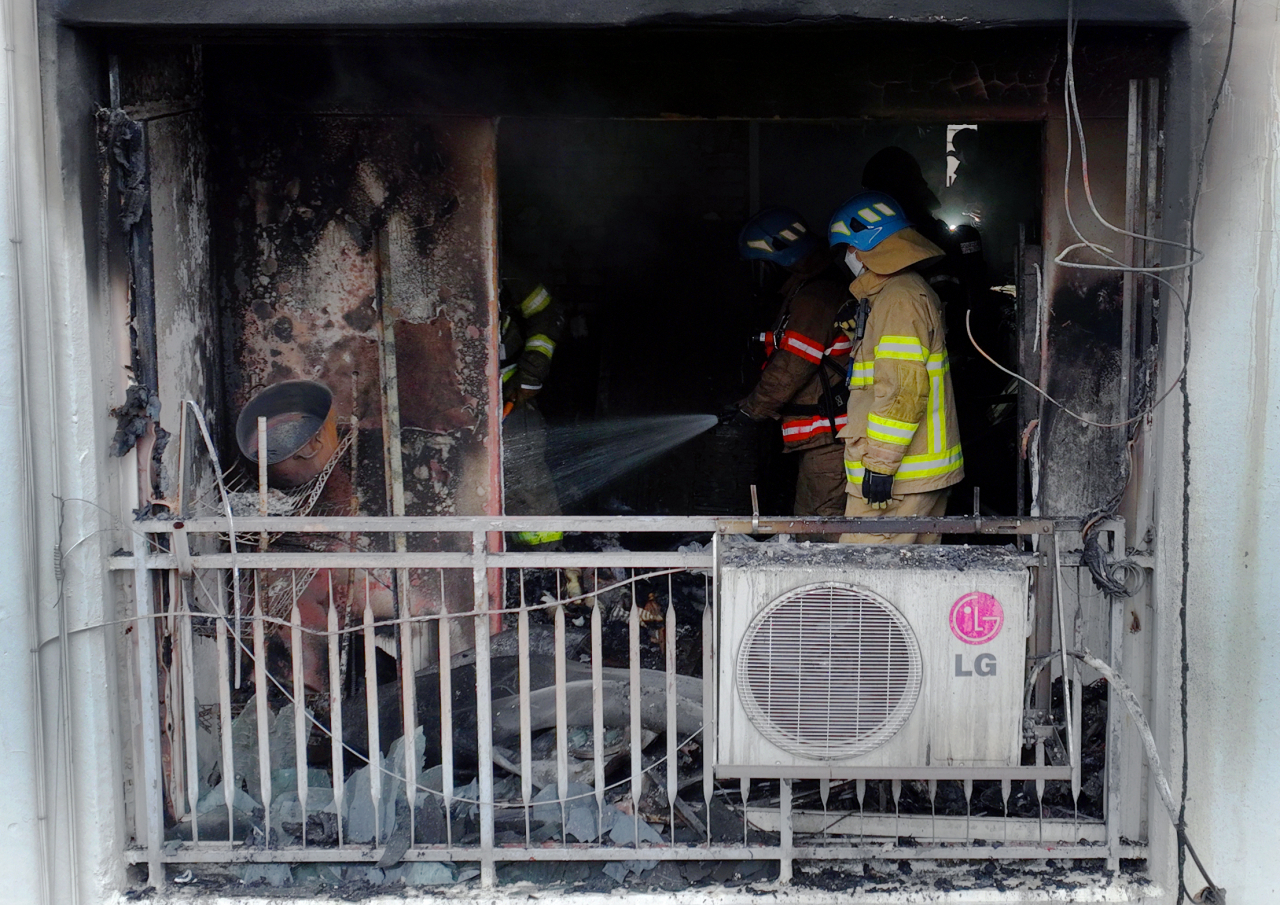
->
[472,530,496,886]
[363,589,382,846]
[856,779,865,844]
[399,591,418,847]
[180,578,199,844]
[1106,559,1125,870]
[518,579,532,845]
[929,779,938,844]
[216,614,235,843]
[1036,736,1047,843]
[290,596,308,847]
[819,778,830,842]
[166,570,187,826]
[779,778,793,884]
[591,595,604,843]
[438,570,454,850]
[629,597,641,850]
[131,551,164,887]
[554,601,569,841]
[665,580,677,843]
[1071,666,1083,829]
[964,777,974,844]
[326,575,345,847]
[1051,535,1076,774]
[892,779,901,841]
[256,416,269,553]
[1001,777,1011,845]
[703,561,714,847]
[252,577,272,847]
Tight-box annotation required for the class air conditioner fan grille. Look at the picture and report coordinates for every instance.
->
[736,582,922,760]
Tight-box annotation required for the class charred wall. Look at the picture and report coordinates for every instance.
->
[207,113,498,520]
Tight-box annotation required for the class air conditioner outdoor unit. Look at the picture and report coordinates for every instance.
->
[716,537,1031,777]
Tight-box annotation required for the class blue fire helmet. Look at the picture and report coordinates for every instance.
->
[738,207,818,268]
[827,191,911,252]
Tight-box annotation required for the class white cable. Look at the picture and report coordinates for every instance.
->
[965,303,1187,430]
[1056,0,1201,273]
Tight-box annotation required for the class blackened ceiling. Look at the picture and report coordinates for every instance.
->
[104,27,1170,122]
[57,0,1191,29]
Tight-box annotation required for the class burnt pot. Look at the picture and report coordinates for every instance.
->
[236,380,339,488]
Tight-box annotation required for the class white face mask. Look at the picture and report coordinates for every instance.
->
[845,247,866,278]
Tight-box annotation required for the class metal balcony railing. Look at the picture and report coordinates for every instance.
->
[113,513,1139,891]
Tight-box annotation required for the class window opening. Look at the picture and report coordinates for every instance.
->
[97,31,1159,893]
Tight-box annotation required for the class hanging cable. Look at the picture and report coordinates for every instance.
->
[965,303,1187,430]
[1056,0,1202,274]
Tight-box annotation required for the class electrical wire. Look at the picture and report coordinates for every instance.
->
[964,304,1187,430]
[1035,650,1222,902]
[1056,0,1202,274]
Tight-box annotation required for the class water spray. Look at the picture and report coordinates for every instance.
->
[505,413,719,507]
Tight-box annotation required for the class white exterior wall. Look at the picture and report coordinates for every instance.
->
[0,2,126,904]
[1162,0,1280,900]
[0,0,1272,903]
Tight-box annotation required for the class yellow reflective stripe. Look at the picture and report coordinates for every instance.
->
[845,445,964,482]
[515,530,563,545]
[927,351,948,453]
[896,444,964,478]
[501,364,517,383]
[867,413,918,446]
[875,335,926,362]
[525,334,556,358]
[848,361,873,387]
[519,285,552,318]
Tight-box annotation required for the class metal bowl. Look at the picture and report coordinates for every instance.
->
[235,380,339,488]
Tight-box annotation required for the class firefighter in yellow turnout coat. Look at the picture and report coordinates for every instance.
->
[827,191,964,543]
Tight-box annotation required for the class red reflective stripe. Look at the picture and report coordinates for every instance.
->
[827,336,853,356]
[781,413,848,442]
[780,330,824,364]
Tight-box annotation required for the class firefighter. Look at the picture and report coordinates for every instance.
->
[827,191,965,543]
[723,207,853,519]
[500,264,567,546]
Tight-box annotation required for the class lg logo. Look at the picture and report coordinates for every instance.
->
[949,592,1001,678]
[955,653,997,677]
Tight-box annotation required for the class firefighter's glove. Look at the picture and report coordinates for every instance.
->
[835,297,871,341]
[861,469,894,510]
[504,384,540,409]
[718,404,756,429]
